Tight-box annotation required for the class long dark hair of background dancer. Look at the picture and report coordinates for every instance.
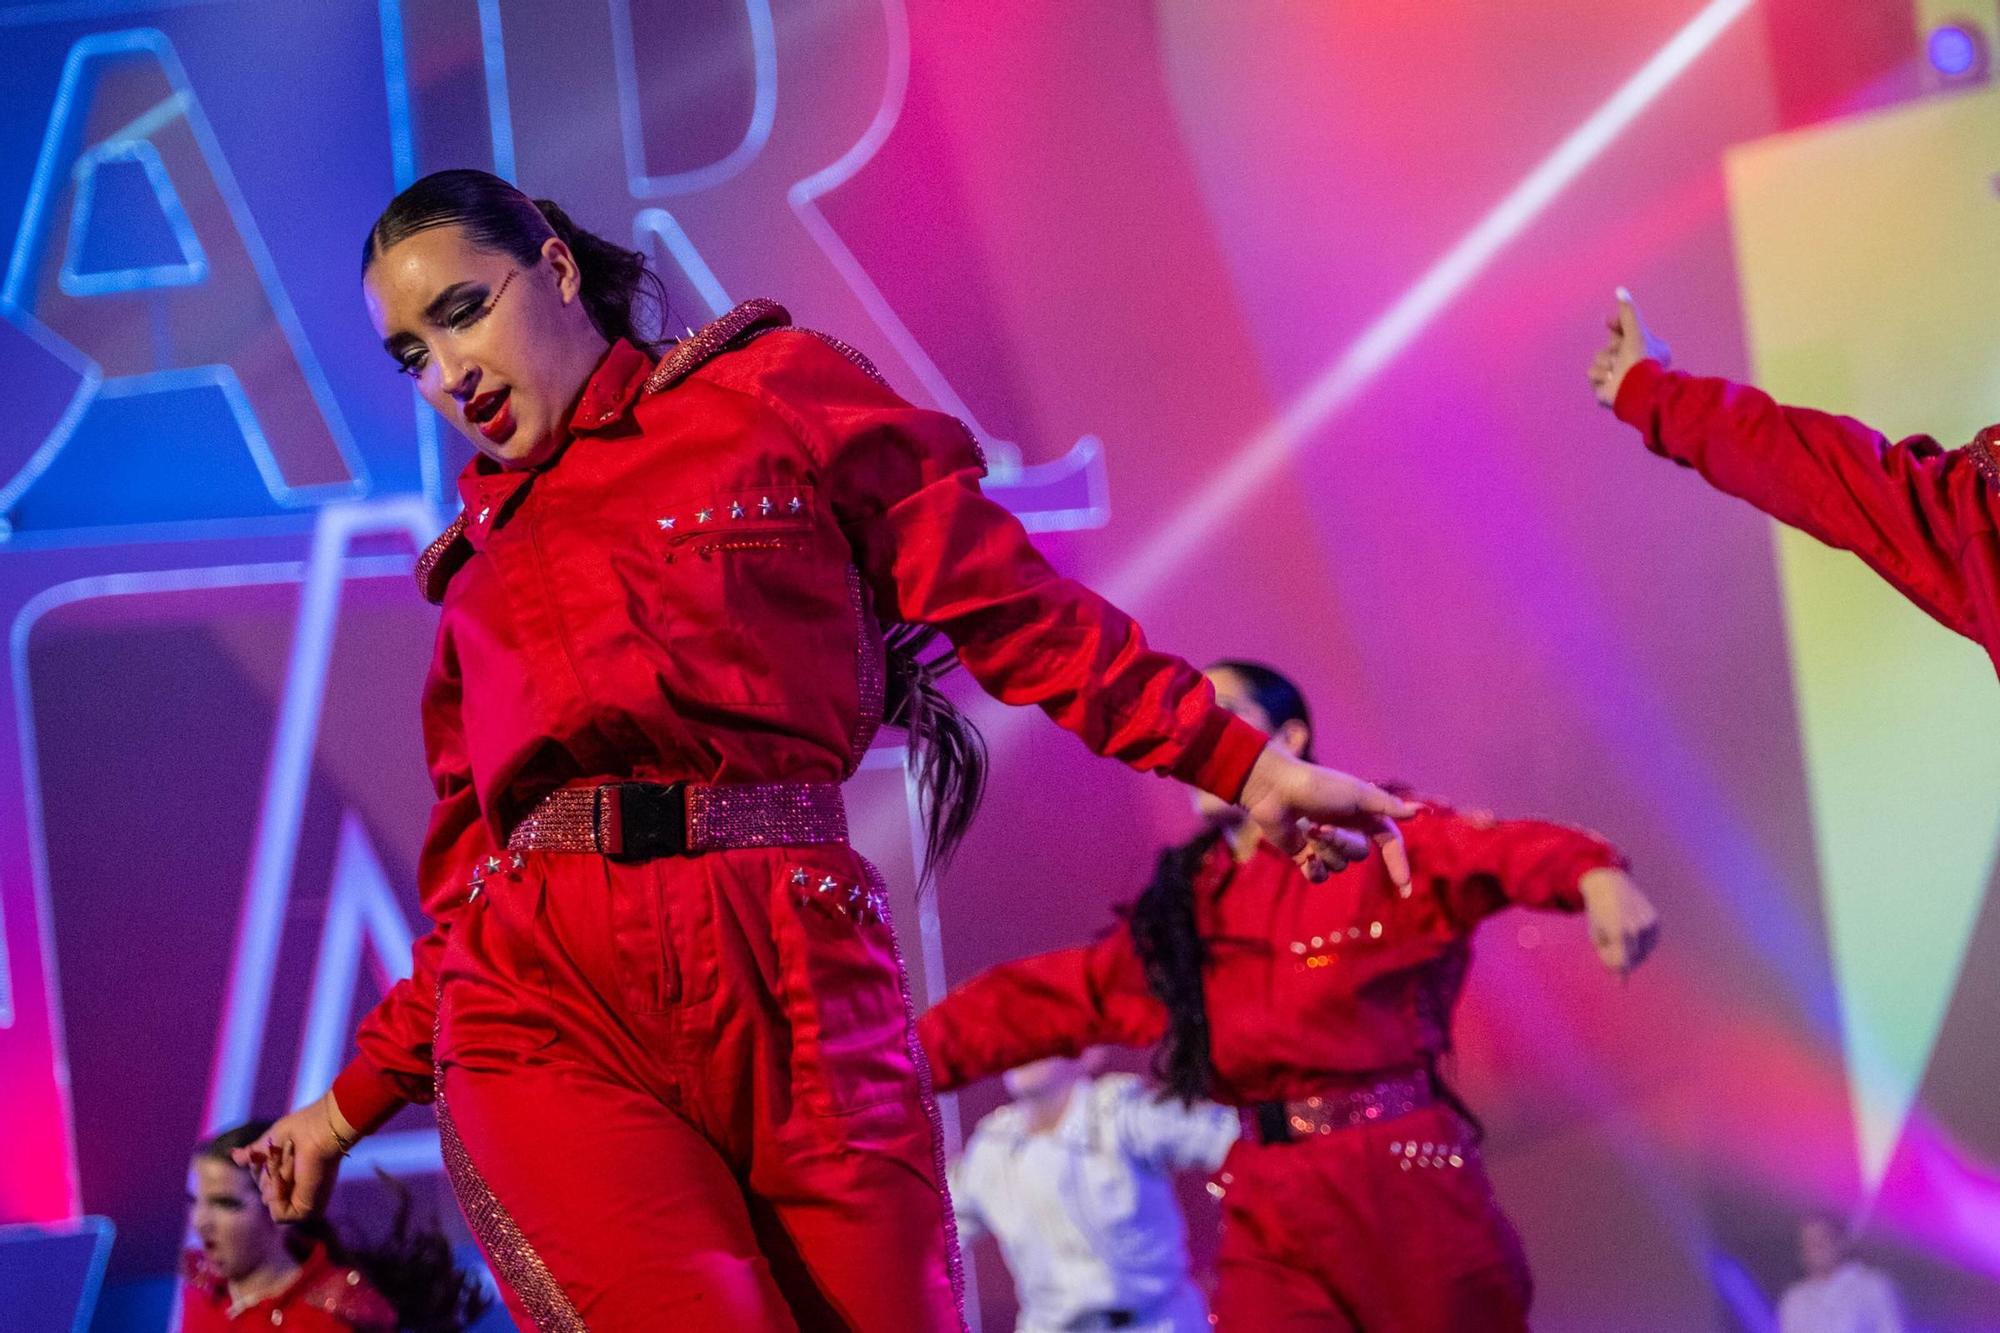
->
[199,1122,491,1333]
[1128,660,1312,1105]
[363,169,986,879]
[1128,661,1486,1139]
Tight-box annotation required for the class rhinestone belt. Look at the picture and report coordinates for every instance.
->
[506,780,848,859]
[1242,1069,1436,1144]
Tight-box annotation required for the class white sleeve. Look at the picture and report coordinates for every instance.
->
[1109,1078,1240,1172]
[1775,1288,1803,1333]
[945,1151,989,1244]
[1861,1272,1905,1333]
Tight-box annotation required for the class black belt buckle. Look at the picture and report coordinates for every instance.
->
[595,782,688,861]
[1253,1100,1293,1145]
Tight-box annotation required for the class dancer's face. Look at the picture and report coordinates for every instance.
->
[188,1157,286,1282]
[366,224,604,470]
[1798,1217,1843,1279]
[1193,667,1309,825]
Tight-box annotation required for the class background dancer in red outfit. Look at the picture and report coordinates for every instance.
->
[920,661,1660,1331]
[183,1122,485,1333]
[234,170,1416,1332]
[1591,290,2000,670]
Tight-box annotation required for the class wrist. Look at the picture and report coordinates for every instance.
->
[1238,746,1292,813]
[323,1091,360,1153]
[1577,867,1624,899]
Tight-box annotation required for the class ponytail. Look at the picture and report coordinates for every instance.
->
[881,624,987,888]
[362,169,667,348]
[529,196,666,350]
[303,1179,492,1333]
[1125,828,1224,1104]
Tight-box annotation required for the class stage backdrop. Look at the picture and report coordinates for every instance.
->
[2,2,1998,1330]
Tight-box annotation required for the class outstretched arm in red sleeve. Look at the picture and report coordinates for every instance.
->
[1595,293,1993,641]
[1407,804,1656,974]
[919,930,1166,1093]
[729,330,1414,882]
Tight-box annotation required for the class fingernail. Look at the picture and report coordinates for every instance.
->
[1615,286,1632,302]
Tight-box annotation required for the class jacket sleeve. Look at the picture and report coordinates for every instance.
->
[329,622,495,1132]
[1107,1078,1240,1173]
[919,929,1166,1092]
[1404,805,1628,929]
[741,330,1270,801]
[944,1154,989,1244]
[1614,358,1996,639]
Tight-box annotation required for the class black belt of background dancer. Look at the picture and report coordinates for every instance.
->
[1244,1062,1486,1146]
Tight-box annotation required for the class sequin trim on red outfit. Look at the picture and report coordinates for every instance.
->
[1967,429,2000,492]
[864,857,968,1329]
[433,1010,587,1332]
[415,513,470,604]
[642,298,791,395]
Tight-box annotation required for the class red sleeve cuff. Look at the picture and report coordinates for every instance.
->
[331,1056,413,1136]
[1548,844,1630,913]
[1612,358,1669,432]
[1170,709,1269,803]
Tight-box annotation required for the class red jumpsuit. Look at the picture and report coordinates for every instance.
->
[327,302,1269,1332]
[181,1244,395,1332]
[1614,357,2000,665]
[918,808,1625,1331]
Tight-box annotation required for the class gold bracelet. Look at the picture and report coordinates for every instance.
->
[325,1108,356,1158]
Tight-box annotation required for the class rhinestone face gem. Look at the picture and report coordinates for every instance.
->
[697,508,714,524]
[759,496,773,515]
[788,496,803,513]
[730,501,746,519]
[657,517,676,530]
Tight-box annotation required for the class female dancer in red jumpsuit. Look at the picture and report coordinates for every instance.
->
[919,661,1661,1331]
[184,1121,486,1332]
[236,170,1416,1332]
[1591,290,2000,668]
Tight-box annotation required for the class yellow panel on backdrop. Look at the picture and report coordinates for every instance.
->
[1725,86,2000,1191]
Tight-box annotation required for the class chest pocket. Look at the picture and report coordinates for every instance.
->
[651,484,829,706]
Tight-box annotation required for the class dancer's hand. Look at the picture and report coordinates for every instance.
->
[232,1091,354,1222]
[1578,868,1660,976]
[1589,287,1671,408]
[1239,747,1417,888]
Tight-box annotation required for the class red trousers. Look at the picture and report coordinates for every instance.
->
[1210,1105,1531,1332]
[430,843,962,1331]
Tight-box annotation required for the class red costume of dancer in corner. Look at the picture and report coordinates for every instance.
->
[1614,357,2000,669]
[920,806,1626,1331]
[181,1243,395,1333]
[329,301,1270,1331]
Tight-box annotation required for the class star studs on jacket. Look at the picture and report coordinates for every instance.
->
[788,866,884,924]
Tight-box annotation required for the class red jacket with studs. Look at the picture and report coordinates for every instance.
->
[331,302,1270,1129]
[919,808,1624,1105]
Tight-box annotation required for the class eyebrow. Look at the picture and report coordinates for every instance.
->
[380,280,488,354]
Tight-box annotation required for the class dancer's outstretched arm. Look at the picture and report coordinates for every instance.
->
[1593,291,1992,641]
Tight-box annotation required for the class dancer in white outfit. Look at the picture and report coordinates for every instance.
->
[950,1052,1238,1333]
